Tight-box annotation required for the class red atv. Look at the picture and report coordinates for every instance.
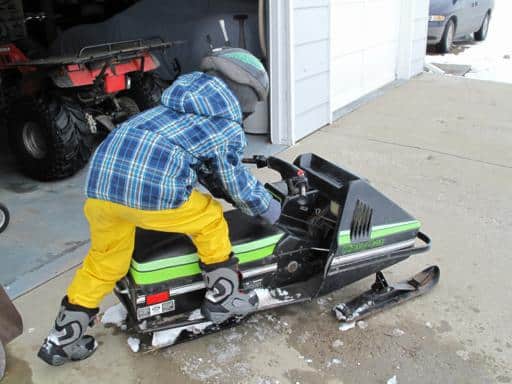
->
[0,38,180,181]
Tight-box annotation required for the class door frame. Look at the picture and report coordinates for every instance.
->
[268,0,294,145]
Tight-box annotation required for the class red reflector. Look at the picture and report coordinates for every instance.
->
[104,74,127,93]
[67,64,80,71]
[297,169,305,177]
[146,291,169,305]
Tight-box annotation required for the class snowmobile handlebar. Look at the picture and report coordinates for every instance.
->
[243,155,308,198]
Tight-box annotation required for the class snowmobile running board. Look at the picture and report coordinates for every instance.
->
[333,265,440,324]
[137,284,313,350]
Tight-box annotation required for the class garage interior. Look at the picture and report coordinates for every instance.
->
[0,0,285,297]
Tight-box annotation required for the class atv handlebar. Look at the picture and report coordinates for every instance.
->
[243,155,308,198]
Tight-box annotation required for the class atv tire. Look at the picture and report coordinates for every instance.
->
[117,96,140,118]
[0,203,9,234]
[127,73,168,111]
[8,97,94,181]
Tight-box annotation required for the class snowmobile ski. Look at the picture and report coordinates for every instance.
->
[333,265,440,324]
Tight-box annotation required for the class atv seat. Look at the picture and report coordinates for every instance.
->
[132,209,282,265]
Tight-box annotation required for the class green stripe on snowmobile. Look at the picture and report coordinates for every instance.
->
[129,244,277,285]
[131,233,283,272]
[338,220,421,245]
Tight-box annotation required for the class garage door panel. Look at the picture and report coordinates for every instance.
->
[330,0,400,112]
[331,52,364,108]
[363,42,398,93]
[295,40,329,81]
[294,6,330,46]
[363,0,401,46]
[295,72,330,116]
[295,0,329,9]
[295,103,330,140]
[331,1,365,58]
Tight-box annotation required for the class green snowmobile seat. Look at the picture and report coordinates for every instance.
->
[133,209,282,264]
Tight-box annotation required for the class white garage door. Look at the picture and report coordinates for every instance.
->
[330,0,401,112]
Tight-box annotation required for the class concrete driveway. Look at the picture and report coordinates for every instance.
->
[3,73,512,384]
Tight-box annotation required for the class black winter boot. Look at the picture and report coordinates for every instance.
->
[200,255,258,324]
[37,297,98,366]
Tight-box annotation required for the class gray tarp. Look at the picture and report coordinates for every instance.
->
[50,0,262,80]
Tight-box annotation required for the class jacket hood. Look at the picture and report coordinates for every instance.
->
[160,72,242,123]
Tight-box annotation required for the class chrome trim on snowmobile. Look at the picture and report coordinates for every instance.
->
[330,239,416,268]
[162,264,279,297]
[242,263,278,278]
[171,282,205,296]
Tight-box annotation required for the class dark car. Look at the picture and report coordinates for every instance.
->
[428,0,494,53]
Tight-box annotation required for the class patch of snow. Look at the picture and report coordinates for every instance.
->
[456,350,470,361]
[188,309,203,321]
[152,327,185,348]
[425,321,433,329]
[190,321,212,335]
[254,288,294,309]
[356,320,368,330]
[326,358,342,368]
[224,330,243,342]
[387,375,398,384]
[101,303,128,327]
[305,358,313,364]
[152,321,212,348]
[127,337,140,353]
[392,328,405,337]
[316,298,327,306]
[339,322,356,332]
[215,344,241,364]
[332,339,344,348]
[28,328,35,334]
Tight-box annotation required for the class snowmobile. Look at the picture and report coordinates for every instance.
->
[113,153,439,348]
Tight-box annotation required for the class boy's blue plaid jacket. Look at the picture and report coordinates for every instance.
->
[86,72,271,215]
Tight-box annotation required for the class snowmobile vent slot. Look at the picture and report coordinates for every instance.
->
[294,153,359,201]
[350,200,373,241]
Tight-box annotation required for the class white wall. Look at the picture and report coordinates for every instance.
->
[269,0,429,145]
[410,0,430,76]
[292,0,331,141]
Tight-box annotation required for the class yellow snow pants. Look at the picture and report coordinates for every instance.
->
[67,190,231,309]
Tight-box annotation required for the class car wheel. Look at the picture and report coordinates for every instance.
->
[475,12,490,41]
[439,19,456,54]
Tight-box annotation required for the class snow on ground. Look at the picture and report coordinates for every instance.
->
[101,303,128,327]
[426,0,512,84]
[126,337,140,353]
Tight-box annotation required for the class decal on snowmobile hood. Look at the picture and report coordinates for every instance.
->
[160,71,243,123]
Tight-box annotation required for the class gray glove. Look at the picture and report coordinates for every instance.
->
[259,199,281,225]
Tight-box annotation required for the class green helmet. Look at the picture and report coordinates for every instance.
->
[200,48,269,115]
